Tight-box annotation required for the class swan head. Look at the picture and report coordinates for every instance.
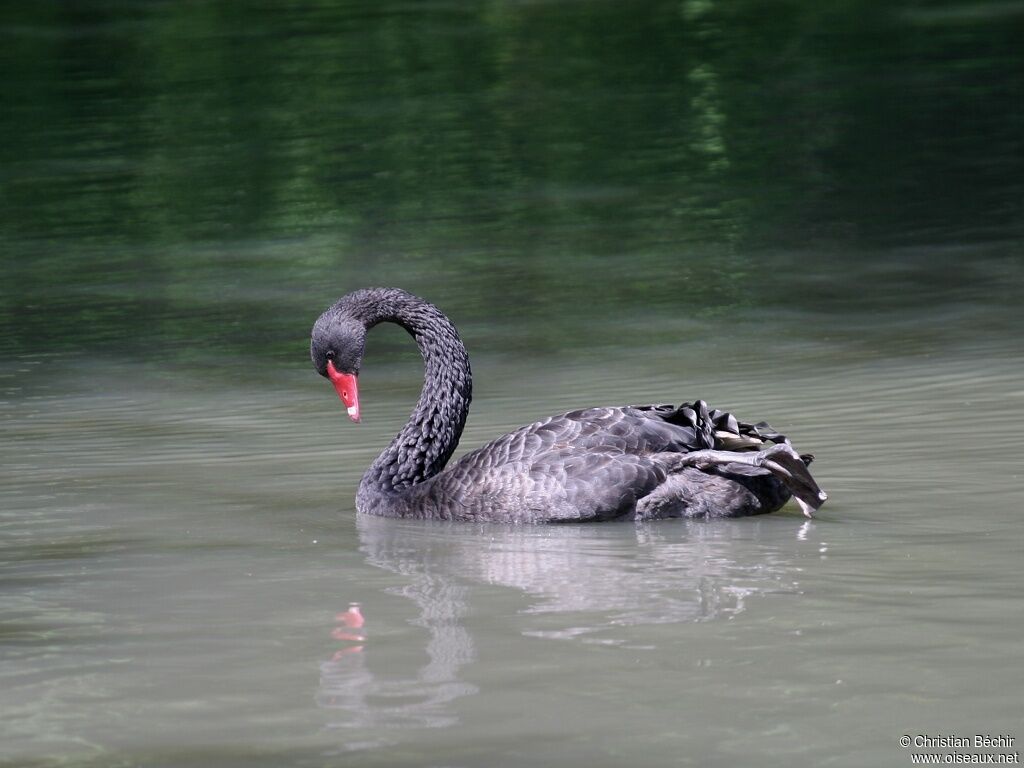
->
[311,308,366,422]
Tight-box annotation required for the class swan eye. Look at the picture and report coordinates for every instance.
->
[326,350,335,360]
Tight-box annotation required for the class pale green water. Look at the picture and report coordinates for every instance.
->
[2,1,1024,766]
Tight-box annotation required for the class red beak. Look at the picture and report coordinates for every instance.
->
[326,360,360,422]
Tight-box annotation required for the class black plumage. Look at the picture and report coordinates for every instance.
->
[311,288,827,523]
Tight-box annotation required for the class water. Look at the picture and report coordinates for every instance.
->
[2,2,1024,766]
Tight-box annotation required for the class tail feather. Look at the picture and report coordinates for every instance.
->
[659,400,826,516]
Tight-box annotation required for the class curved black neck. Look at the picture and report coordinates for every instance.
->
[341,289,472,503]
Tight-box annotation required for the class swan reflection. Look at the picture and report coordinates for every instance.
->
[318,515,812,730]
[317,583,478,731]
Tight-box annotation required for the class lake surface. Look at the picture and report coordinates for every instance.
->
[2,2,1023,767]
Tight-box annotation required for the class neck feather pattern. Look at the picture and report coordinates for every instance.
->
[340,289,472,503]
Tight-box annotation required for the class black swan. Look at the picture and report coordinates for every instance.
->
[311,287,827,523]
